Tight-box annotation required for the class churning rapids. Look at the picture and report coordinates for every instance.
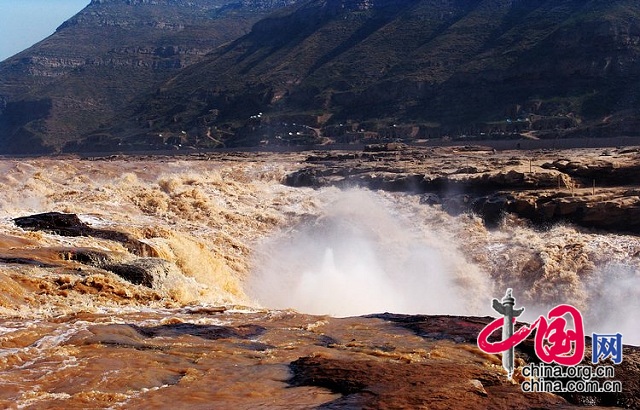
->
[0,152,638,409]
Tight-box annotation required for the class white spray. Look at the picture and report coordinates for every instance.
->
[248,189,492,317]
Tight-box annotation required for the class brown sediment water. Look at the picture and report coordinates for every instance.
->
[0,153,638,408]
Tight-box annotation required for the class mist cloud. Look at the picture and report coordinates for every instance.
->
[248,189,491,317]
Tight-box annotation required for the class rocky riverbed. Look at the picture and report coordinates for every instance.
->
[0,148,638,408]
[285,145,640,233]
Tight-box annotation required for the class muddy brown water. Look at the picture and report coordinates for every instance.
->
[0,155,638,408]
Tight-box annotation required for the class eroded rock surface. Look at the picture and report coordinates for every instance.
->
[105,258,182,288]
[11,212,189,289]
[289,355,576,409]
[286,146,640,233]
[14,212,157,256]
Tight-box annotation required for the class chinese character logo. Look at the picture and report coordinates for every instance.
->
[592,333,623,364]
[477,288,588,378]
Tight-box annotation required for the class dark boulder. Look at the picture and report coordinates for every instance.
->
[105,258,181,288]
[14,212,157,256]
[14,212,87,236]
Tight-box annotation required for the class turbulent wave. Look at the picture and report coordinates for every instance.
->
[0,157,638,343]
[0,158,302,314]
[249,187,640,344]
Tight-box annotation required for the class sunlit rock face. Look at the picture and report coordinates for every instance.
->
[0,0,305,153]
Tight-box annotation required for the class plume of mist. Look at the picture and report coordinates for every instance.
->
[248,189,492,317]
[581,263,640,346]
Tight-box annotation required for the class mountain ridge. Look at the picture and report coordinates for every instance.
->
[2,0,640,153]
[0,0,303,153]
[98,0,640,150]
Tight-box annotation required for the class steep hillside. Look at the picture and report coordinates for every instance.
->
[0,0,301,153]
[101,0,640,150]
[3,0,640,153]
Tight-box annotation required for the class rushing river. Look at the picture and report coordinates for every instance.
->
[0,155,638,408]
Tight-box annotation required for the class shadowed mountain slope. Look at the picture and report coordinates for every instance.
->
[2,0,640,153]
[0,0,302,153]
[107,0,640,149]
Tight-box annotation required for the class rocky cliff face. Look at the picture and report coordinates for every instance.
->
[2,0,640,153]
[285,145,640,234]
[96,0,640,151]
[0,0,303,153]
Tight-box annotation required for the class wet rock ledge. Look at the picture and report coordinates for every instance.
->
[285,145,640,233]
[289,314,640,409]
[14,212,157,256]
[11,211,178,289]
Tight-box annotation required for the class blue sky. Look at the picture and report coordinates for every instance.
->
[0,0,90,61]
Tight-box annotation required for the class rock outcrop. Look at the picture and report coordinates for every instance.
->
[14,212,157,256]
[285,146,640,233]
[105,257,183,288]
[10,212,191,289]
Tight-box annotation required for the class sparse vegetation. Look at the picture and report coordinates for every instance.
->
[2,0,640,153]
